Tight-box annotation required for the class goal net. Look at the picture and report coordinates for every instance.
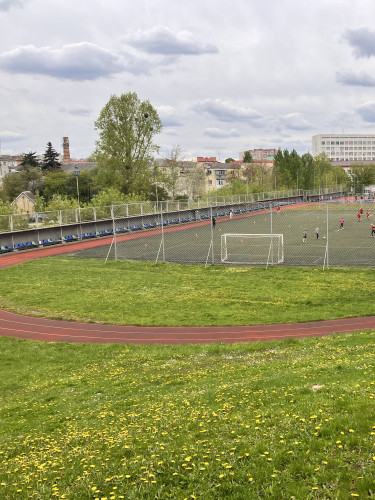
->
[221,233,284,265]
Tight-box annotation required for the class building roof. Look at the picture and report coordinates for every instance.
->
[11,191,37,205]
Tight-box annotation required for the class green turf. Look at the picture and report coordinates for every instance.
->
[0,258,375,325]
[1,333,375,499]
[68,204,375,267]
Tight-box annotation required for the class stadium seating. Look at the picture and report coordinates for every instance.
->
[39,238,58,246]
[96,229,112,237]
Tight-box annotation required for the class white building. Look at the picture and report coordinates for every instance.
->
[0,155,22,186]
[312,134,375,162]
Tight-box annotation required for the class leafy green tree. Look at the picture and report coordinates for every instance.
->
[2,171,30,200]
[94,92,163,195]
[225,157,235,163]
[44,194,78,211]
[350,164,375,194]
[312,153,332,190]
[42,142,61,171]
[90,187,130,207]
[19,152,40,169]
[242,151,253,163]
[41,171,70,200]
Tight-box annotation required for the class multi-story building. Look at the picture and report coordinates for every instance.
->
[239,149,277,162]
[0,155,22,186]
[312,134,375,162]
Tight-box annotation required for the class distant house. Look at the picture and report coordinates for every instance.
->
[11,191,37,214]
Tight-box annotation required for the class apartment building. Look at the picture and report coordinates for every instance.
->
[0,155,22,186]
[312,134,375,162]
[239,148,277,162]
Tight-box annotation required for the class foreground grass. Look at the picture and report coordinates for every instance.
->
[1,333,375,499]
[0,258,375,325]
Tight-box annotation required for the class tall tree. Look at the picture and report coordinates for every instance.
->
[167,145,182,199]
[42,142,61,171]
[94,92,163,195]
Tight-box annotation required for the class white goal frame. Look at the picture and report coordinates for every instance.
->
[221,233,284,265]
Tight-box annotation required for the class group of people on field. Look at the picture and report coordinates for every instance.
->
[303,208,375,243]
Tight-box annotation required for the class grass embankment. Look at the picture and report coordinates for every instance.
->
[0,258,375,325]
[1,333,375,499]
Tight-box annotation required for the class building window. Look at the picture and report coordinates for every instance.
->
[208,180,212,185]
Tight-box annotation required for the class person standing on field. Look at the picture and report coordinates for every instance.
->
[340,218,344,228]
[358,212,361,222]
[303,229,307,243]
[315,227,319,239]
[372,223,375,237]
[212,216,216,228]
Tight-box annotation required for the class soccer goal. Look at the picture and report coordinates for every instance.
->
[221,233,284,265]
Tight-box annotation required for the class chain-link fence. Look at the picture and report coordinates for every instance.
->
[68,200,375,267]
[0,186,344,234]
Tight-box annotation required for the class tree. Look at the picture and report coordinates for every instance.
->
[242,151,253,163]
[42,142,61,171]
[187,165,206,199]
[94,92,163,195]
[225,158,235,163]
[167,145,182,199]
[350,164,375,194]
[1,172,28,201]
[19,152,40,170]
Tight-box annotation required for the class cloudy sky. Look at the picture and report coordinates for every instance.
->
[1,0,375,161]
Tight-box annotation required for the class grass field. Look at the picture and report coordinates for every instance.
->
[0,258,375,325]
[1,204,375,499]
[1,332,375,499]
[65,203,375,267]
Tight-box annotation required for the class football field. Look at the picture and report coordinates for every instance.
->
[67,203,375,267]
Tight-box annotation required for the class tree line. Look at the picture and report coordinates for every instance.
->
[1,92,374,214]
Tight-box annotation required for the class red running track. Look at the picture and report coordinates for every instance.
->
[0,235,375,345]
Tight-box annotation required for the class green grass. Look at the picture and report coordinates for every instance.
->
[1,333,375,499]
[0,258,375,325]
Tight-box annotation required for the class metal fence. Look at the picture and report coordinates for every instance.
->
[0,186,343,234]
[67,199,375,268]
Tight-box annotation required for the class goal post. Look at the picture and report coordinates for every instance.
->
[221,233,284,265]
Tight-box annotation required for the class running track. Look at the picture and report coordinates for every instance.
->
[1,233,374,345]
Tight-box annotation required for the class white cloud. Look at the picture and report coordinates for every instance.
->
[194,99,262,123]
[0,43,125,80]
[204,127,240,138]
[0,0,27,11]
[279,113,314,131]
[0,130,24,142]
[344,28,375,58]
[357,101,375,122]
[157,105,183,126]
[336,70,375,87]
[124,26,218,56]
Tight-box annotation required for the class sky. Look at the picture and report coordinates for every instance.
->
[1,0,375,162]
